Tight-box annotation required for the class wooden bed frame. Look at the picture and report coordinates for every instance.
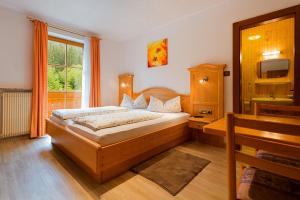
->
[46,87,191,183]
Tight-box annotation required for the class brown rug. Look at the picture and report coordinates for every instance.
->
[131,149,210,195]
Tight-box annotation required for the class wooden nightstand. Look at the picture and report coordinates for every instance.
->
[188,117,225,147]
[188,117,214,130]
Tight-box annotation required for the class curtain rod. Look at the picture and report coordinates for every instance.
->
[27,16,91,38]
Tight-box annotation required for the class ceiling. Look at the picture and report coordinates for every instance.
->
[0,0,224,42]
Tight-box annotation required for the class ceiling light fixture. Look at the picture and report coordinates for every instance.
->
[248,35,261,40]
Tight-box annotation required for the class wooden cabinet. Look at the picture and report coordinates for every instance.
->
[118,74,134,104]
[188,64,226,121]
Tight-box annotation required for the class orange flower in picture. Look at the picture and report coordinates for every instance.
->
[148,38,168,67]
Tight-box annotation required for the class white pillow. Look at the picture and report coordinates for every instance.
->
[164,96,181,112]
[147,96,164,112]
[120,94,147,109]
[133,94,148,109]
[120,94,133,108]
[147,96,181,113]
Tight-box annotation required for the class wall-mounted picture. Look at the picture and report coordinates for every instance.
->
[148,38,168,68]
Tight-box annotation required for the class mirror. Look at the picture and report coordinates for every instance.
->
[258,59,289,79]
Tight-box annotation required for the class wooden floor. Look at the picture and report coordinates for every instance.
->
[0,136,228,200]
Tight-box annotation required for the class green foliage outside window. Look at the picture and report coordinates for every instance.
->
[48,40,83,92]
[48,40,65,65]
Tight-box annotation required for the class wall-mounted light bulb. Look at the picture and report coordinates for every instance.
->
[199,76,209,84]
[121,83,126,88]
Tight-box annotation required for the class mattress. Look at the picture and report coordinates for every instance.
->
[51,111,190,146]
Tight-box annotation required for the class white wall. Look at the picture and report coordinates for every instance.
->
[0,6,33,89]
[101,39,121,105]
[0,5,120,106]
[118,0,300,112]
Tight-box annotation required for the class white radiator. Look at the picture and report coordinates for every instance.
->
[0,91,32,139]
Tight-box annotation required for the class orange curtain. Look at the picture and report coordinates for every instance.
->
[89,36,101,107]
[30,20,48,138]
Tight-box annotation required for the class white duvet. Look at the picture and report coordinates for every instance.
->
[52,106,128,120]
[73,109,162,131]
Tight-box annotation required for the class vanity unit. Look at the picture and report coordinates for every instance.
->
[246,59,294,113]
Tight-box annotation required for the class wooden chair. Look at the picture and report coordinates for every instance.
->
[252,104,300,153]
[255,103,300,118]
[226,113,300,200]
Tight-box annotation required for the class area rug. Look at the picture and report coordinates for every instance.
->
[131,149,210,195]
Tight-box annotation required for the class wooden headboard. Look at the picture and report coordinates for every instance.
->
[132,87,190,113]
[118,74,190,113]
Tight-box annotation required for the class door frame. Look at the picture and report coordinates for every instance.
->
[233,5,300,113]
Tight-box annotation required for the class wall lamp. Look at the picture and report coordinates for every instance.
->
[199,76,209,84]
[262,50,280,56]
[121,83,126,88]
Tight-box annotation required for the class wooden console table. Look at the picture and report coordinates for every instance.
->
[188,117,225,147]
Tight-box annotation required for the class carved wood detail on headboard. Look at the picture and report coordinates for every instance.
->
[133,87,191,113]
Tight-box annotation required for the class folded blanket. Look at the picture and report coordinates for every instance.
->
[74,109,162,131]
[52,106,128,120]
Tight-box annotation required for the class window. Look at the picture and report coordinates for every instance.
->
[47,36,84,115]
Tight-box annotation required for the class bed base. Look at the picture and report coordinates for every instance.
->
[46,119,191,183]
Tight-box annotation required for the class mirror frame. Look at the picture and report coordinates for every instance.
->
[233,4,300,113]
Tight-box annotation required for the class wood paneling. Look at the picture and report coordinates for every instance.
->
[241,17,294,113]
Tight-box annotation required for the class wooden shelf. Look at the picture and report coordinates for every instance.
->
[254,78,291,85]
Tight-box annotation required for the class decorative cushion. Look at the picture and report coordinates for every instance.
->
[120,94,147,109]
[147,96,181,113]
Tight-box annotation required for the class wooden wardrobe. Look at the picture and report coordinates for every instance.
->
[188,64,226,120]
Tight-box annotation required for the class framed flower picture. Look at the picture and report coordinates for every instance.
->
[147,38,168,68]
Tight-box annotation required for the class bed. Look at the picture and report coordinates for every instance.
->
[46,87,191,182]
